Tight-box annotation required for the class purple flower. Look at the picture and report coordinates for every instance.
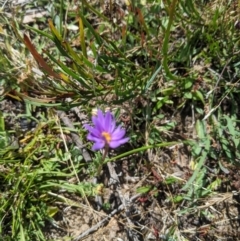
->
[84,109,129,151]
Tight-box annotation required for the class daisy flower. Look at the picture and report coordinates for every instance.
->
[84,109,129,151]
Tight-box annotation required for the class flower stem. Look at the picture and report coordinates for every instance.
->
[97,145,109,176]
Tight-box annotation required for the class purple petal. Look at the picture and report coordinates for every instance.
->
[92,141,105,150]
[84,109,129,150]
[93,109,105,124]
[110,117,116,133]
[104,111,113,132]
[87,133,104,142]
[96,109,105,123]
[111,126,126,140]
[109,137,129,148]
[92,116,104,133]
[83,124,91,131]
[84,125,101,138]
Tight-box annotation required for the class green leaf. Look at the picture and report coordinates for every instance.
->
[181,139,210,191]
[161,87,175,96]
[193,90,205,104]
[225,115,239,148]
[195,119,206,139]
[0,111,5,132]
[172,195,184,203]
[136,185,152,194]
[144,65,162,92]
[43,51,92,89]
[165,176,179,184]
[218,161,230,174]
[206,178,221,191]
[192,144,202,156]
[184,92,192,99]
[25,25,54,40]
[19,224,26,241]
[79,16,87,58]
[78,11,103,46]
[48,19,63,41]
[184,78,193,89]
[47,206,59,218]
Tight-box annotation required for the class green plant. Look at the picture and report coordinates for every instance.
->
[1,0,240,240]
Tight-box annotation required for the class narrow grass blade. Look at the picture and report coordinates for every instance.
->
[79,16,87,58]
[144,65,162,92]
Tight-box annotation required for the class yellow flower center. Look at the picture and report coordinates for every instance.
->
[102,132,111,143]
